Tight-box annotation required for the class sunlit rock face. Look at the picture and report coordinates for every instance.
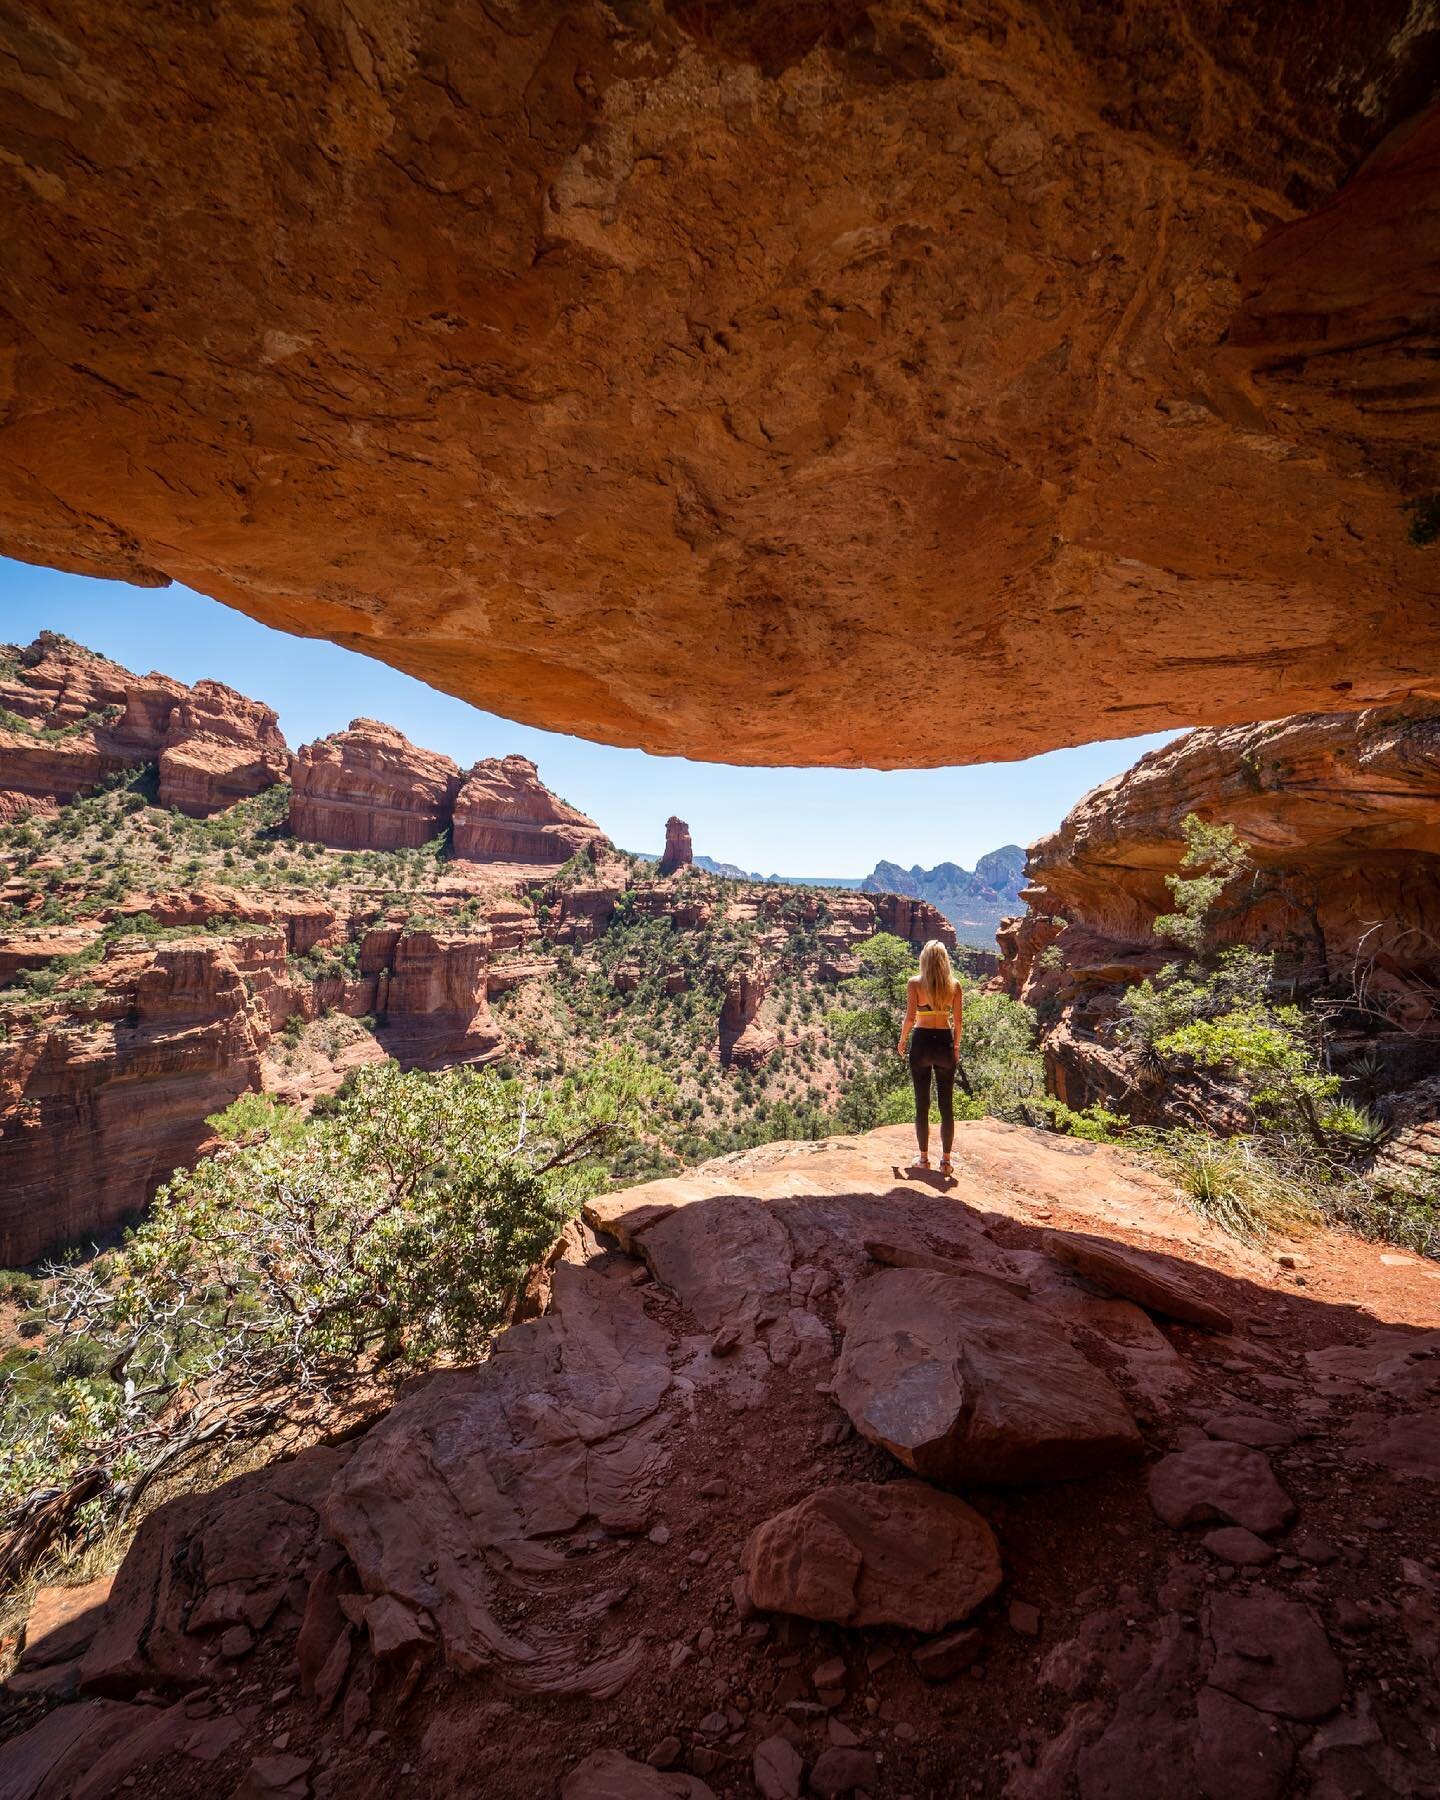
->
[0,4,1437,766]
[290,720,461,851]
[997,702,1440,1114]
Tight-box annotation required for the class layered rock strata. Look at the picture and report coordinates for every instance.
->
[3,12,1439,765]
[0,901,511,1263]
[155,682,291,815]
[0,637,291,819]
[660,817,693,878]
[450,756,608,864]
[4,1124,1434,1797]
[289,721,461,852]
[998,703,1440,1118]
[0,937,269,1263]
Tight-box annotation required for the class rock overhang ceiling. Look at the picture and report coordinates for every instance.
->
[0,0,1437,766]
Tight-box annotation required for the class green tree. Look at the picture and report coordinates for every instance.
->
[0,1051,666,1582]
[1154,814,1248,952]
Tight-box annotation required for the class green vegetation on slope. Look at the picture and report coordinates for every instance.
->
[0,1053,663,1582]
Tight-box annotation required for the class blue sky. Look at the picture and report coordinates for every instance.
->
[1,557,1181,876]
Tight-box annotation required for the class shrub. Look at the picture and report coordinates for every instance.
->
[1139,1131,1319,1242]
[0,1052,666,1577]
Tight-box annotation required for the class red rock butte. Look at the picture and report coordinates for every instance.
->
[1,5,1438,767]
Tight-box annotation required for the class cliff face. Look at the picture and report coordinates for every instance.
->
[999,703,1440,1117]
[290,720,461,852]
[156,682,291,816]
[0,938,268,1264]
[2,10,1437,767]
[0,638,291,819]
[0,894,517,1262]
[659,816,693,877]
[450,755,607,865]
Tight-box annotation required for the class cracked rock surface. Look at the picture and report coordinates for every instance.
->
[2,6,1438,765]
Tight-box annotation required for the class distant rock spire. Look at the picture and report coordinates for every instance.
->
[660,815,693,876]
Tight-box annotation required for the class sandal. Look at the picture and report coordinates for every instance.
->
[939,1157,954,1177]
[914,1153,931,1171]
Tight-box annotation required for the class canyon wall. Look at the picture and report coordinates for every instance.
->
[289,720,461,852]
[0,892,516,1264]
[1,9,1437,766]
[0,636,291,819]
[450,755,608,864]
[998,703,1440,1117]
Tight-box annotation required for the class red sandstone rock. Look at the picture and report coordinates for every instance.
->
[1149,1441,1296,1536]
[742,1481,1001,1632]
[718,959,776,1068]
[0,637,291,820]
[450,755,606,864]
[0,937,269,1265]
[1206,1593,1345,1721]
[373,929,499,1069]
[156,680,290,815]
[80,1445,352,1696]
[2,21,1438,766]
[1014,704,1440,990]
[998,702,1440,1121]
[561,1751,715,1799]
[659,817,692,877]
[834,1267,1142,1485]
[870,892,955,952]
[9,1121,1432,1797]
[18,1576,113,1673]
[1042,1230,1234,1332]
[290,720,460,851]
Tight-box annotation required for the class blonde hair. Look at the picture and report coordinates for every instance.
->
[917,939,955,1008]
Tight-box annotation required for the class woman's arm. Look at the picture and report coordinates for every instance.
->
[953,984,964,1058]
[898,981,917,1057]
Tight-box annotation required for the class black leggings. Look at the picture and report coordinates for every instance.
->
[909,1028,956,1157]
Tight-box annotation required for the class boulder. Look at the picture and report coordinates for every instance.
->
[742,1480,1001,1632]
[752,1736,803,1800]
[1042,1231,1234,1332]
[834,1267,1142,1484]
[561,1751,715,1799]
[1149,1441,1296,1536]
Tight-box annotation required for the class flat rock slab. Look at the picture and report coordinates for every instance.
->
[1348,1407,1440,1481]
[1202,1527,1276,1567]
[1198,1411,1297,1450]
[743,1480,1001,1632]
[1043,1230,1234,1331]
[562,1751,716,1799]
[835,1267,1142,1484]
[18,1577,113,1671]
[1149,1441,1296,1536]
[325,1259,673,1697]
[1206,1593,1345,1721]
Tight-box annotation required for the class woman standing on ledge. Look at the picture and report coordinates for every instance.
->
[897,939,963,1175]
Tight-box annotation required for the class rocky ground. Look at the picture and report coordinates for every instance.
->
[2,1123,1435,1799]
